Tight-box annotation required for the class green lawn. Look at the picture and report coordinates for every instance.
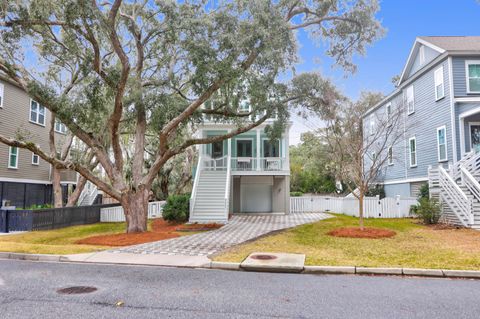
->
[214,215,480,270]
[0,222,133,255]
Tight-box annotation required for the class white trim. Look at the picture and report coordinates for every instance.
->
[434,65,445,101]
[465,60,480,94]
[460,117,466,157]
[448,57,457,162]
[386,102,392,126]
[408,136,417,167]
[405,85,415,115]
[0,83,4,108]
[8,146,18,169]
[31,152,40,166]
[29,99,46,126]
[468,121,480,153]
[455,97,480,103]
[459,106,480,119]
[0,177,52,184]
[436,125,448,162]
[416,37,446,54]
[419,45,425,66]
[382,177,429,185]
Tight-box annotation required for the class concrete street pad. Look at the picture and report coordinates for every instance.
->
[241,252,305,273]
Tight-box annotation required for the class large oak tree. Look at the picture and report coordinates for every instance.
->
[0,0,383,232]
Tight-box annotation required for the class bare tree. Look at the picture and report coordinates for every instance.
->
[323,92,407,229]
[0,1,383,232]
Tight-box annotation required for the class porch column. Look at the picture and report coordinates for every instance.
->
[284,128,289,171]
[256,128,261,170]
[227,130,232,157]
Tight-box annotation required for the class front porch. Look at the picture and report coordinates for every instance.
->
[459,107,480,156]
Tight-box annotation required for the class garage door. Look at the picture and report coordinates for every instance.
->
[241,184,272,213]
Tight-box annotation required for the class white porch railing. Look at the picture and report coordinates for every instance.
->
[230,157,287,171]
[461,166,480,204]
[202,155,228,171]
[290,195,417,218]
[189,154,203,217]
[438,165,473,226]
[100,201,165,222]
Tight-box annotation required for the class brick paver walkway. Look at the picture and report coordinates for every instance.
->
[111,212,331,257]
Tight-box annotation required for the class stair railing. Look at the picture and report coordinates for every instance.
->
[438,165,473,226]
[190,154,203,218]
[460,166,480,205]
[224,155,231,219]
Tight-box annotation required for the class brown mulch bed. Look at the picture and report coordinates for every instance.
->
[76,219,182,247]
[328,227,396,239]
[175,223,223,232]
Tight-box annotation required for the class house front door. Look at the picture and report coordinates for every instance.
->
[211,141,223,158]
[470,124,480,153]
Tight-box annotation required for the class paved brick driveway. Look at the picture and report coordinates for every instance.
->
[111,212,331,257]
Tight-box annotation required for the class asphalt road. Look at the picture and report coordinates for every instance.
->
[1,260,480,318]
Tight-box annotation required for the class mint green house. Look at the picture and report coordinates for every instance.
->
[190,119,291,223]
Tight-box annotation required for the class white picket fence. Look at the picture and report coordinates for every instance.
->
[100,201,165,222]
[290,196,418,218]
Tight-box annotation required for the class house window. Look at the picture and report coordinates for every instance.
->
[263,139,279,157]
[30,100,45,125]
[388,146,393,165]
[404,85,415,115]
[8,147,18,169]
[32,153,40,165]
[369,114,375,135]
[236,140,253,157]
[239,100,251,114]
[434,66,445,100]
[466,61,480,93]
[437,126,447,162]
[386,102,392,125]
[409,137,417,167]
[55,119,67,134]
[0,83,4,108]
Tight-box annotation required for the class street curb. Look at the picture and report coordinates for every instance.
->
[2,252,480,279]
[303,266,355,274]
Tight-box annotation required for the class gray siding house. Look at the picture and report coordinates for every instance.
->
[364,36,480,198]
[0,76,77,208]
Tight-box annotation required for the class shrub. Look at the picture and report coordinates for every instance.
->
[410,197,441,224]
[162,194,190,223]
[290,191,304,197]
[418,183,429,200]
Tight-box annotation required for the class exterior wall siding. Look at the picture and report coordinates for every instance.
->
[366,58,453,188]
[452,56,480,97]
[0,79,76,183]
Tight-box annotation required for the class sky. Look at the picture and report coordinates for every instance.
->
[289,0,480,145]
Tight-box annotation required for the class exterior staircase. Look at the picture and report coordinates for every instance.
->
[189,155,231,223]
[429,151,480,229]
[78,181,101,206]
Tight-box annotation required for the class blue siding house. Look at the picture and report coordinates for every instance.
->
[364,36,480,228]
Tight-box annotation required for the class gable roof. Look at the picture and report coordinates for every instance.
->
[418,36,480,52]
[398,36,480,86]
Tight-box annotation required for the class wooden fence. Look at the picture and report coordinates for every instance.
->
[290,195,418,218]
[100,201,165,222]
[0,203,118,232]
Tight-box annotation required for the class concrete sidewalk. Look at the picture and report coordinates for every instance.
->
[62,251,211,268]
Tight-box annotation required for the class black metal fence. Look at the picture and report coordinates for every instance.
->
[0,204,118,233]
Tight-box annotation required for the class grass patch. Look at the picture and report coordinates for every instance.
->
[0,220,191,255]
[214,214,480,270]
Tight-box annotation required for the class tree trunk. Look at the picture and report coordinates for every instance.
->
[122,187,150,233]
[160,177,169,199]
[66,176,88,207]
[52,167,63,208]
[358,191,365,231]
